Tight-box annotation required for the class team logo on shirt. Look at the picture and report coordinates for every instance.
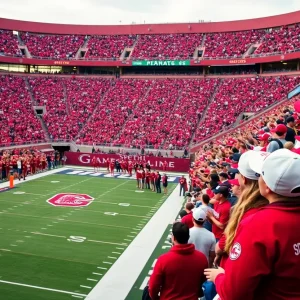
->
[229,242,242,260]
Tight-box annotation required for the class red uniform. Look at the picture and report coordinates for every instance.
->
[149,244,207,300]
[215,202,300,300]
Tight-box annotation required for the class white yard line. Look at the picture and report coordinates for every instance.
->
[0,280,87,297]
[85,184,184,300]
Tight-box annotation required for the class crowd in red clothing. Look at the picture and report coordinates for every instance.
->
[28,77,68,140]
[203,30,265,58]
[0,75,45,146]
[85,35,136,59]
[1,24,300,59]
[131,33,203,60]
[0,30,21,56]
[76,79,149,145]
[147,97,300,300]
[0,148,49,180]
[64,77,111,139]
[20,32,85,59]
[255,24,300,55]
[193,75,300,144]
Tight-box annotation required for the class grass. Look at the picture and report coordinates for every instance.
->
[0,172,176,300]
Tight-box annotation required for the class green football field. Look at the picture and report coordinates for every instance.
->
[0,172,176,300]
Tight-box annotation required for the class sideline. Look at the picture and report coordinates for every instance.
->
[0,167,69,189]
[85,184,184,300]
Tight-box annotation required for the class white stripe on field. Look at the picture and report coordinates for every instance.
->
[0,280,87,297]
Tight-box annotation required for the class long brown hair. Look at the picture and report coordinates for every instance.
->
[224,179,268,254]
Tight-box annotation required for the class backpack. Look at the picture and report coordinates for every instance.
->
[268,138,284,149]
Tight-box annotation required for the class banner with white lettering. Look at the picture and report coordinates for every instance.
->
[65,152,190,172]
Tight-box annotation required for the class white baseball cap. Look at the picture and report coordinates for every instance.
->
[238,151,259,180]
[249,149,300,197]
[192,208,207,222]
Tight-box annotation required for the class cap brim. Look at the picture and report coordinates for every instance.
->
[248,151,271,175]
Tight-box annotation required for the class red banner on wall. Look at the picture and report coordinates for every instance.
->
[65,152,190,172]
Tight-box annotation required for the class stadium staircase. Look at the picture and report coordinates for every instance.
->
[25,77,51,141]
[75,36,91,59]
[188,79,222,147]
[62,81,71,114]
[16,34,32,58]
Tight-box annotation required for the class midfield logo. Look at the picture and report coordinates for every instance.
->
[47,193,94,207]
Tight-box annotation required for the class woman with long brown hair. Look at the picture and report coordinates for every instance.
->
[204,149,300,299]
[214,151,268,268]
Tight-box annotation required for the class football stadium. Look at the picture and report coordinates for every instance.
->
[0,5,300,300]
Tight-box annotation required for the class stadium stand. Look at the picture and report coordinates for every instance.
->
[20,32,85,59]
[131,34,203,60]
[85,35,137,59]
[203,30,265,58]
[255,24,300,55]
[0,29,21,56]
[192,76,300,143]
[0,75,45,145]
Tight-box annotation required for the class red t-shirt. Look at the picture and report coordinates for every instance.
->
[213,200,231,239]
[181,212,194,229]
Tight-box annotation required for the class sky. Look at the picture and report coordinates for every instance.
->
[0,0,299,25]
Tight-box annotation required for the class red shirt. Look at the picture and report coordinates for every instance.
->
[215,202,300,300]
[213,200,231,239]
[181,212,194,229]
[149,244,207,300]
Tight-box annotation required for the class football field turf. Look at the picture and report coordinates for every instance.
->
[0,170,177,300]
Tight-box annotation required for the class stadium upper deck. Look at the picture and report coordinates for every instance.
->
[0,11,300,66]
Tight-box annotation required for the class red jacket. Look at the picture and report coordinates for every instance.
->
[149,244,208,300]
[215,201,300,300]
[218,207,262,269]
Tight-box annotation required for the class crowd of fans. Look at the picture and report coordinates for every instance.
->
[64,77,111,139]
[147,97,300,300]
[28,77,68,140]
[1,75,299,149]
[20,32,85,59]
[255,24,300,55]
[131,33,203,60]
[0,75,45,145]
[76,79,149,145]
[85,35,136,59]
[193,75,300,144]
[203,30,265,58]
[1,23,299,59]
[0,30,21,56]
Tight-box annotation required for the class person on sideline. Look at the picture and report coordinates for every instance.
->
[162,173,168,194]
[204,149,300,300]
[149,222,207,300]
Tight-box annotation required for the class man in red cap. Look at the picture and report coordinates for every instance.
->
[267,124,287,153]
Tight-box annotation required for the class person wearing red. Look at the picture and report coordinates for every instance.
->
[149,222,207,300]
[128,160,133,176]
[205,149,300,300]
[109,159,115,176]
[163,160,168,171]
[92,156,97,172]
[181,202,195,229]
[207,186,231,242]
[179,175,187,196]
